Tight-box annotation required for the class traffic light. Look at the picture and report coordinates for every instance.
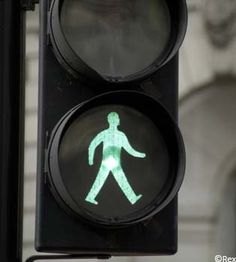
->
[36,0,187,256]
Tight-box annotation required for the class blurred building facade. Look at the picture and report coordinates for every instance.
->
[23,0,236,261]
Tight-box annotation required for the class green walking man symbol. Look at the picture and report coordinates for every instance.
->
[85,112,146,205]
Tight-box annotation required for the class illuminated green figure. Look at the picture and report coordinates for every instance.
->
[85,112,146,205]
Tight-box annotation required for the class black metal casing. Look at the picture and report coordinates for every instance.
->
[36,0,187,255]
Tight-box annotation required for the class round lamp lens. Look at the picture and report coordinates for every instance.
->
[57,105,171,224]
[60,0,171,78]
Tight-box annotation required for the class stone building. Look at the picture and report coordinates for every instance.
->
[23,0,236,261]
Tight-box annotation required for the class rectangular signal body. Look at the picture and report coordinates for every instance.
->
[36,0,179,255]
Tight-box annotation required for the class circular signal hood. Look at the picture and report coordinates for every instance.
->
[47,91,185,227]
[49,0,187,83]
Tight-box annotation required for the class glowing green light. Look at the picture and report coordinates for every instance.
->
[85,112,146,205]
[103,156,118,170]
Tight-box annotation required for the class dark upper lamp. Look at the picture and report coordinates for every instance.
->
[49,0,187,82]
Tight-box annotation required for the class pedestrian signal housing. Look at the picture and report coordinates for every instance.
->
[36,0,187,256]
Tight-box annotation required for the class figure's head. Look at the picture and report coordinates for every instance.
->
[107,112,120,127]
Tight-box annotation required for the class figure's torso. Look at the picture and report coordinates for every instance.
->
[101,129,125,167]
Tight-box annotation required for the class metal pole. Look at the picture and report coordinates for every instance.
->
[0,1,25,261]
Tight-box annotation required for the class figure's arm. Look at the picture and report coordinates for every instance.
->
[88,133,103,165]
[122,135,146,158]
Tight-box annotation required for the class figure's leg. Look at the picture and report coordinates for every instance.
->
[112,167,142,205]
[85,165,110,205]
